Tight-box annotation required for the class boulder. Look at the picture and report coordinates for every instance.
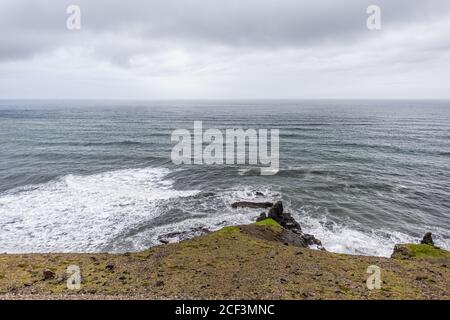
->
[268,201,283,217]
[268,201,301,232]
[232,201,273,209]
[267,201,324,250]
[43,269,55,280]
[105,263,115,271]
[233,200,324,250]
[421,232,434,246]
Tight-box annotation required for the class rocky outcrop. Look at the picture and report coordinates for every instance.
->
[268,201,301,231]
[234,200,324,249]
[391,244,411,260]
[391,233,449,260]
[421,232,434,246]
[231,201,273,209]
[267,201,323,249]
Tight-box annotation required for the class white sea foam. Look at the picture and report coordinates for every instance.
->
[297,215,413,257]
[0,170,447,257]
[0,167,199,253]
[293,209,449,257]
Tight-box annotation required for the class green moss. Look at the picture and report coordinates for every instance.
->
[255,218,282,231]
[406,244,450,259]
[216,226,241,236]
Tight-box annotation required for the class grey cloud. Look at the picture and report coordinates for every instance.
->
[1,0,450,62]
[0,0,449,99]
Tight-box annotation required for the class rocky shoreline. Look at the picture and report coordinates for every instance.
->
[0,201,449,300]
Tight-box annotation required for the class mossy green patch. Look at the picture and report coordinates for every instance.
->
[216,226,241,236]
[255,218,282,231]
[406,244,450,259]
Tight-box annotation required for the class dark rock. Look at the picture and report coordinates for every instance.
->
[233,200,324,250]
[256,212,267,222]
[156,280,164,287]
[391,244,410,259]
[268,201,301,230]
[232,201,273,209]
[421,232,434,246]
[105,263,115,271]
[255,191,265,197]
[267,201,324,250]
[280,229,308,247]
[303,233,324,249]
[43,269,55,280]
[268,201,284,217]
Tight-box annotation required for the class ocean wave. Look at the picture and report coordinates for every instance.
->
[0,167,199,253]
[292,208,449,257]
[104,185,281,252]
[37,140,151,147]
[0,168,447,257]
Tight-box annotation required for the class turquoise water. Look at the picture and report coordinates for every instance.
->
[0,100,449,256]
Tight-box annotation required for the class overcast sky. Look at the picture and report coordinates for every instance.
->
[1,0,449,99]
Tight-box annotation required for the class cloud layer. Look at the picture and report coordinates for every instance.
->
[1,0,450,99]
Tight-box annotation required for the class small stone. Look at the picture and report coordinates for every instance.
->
[42,269,55,280]
[105,263,115,271]
[156,280,164,287]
